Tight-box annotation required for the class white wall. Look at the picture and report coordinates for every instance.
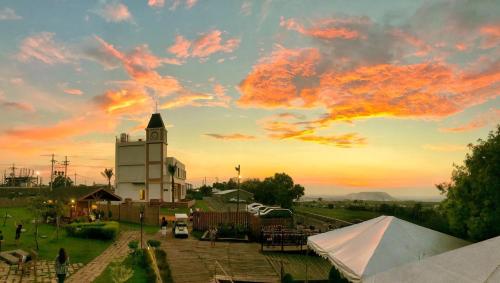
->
[148,143,161,162]
[148,183,161,200]
[116,183,145,201]
[148,164,161,179]
[118,165,145,183]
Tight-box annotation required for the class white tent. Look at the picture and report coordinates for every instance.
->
[365,235,500,283]
[307,215,469,282]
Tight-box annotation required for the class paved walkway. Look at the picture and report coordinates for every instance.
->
[0,260,83,283]
[155,231,279,283]
[67,231,139,283]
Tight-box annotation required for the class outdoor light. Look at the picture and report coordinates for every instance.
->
[71,199,75,204]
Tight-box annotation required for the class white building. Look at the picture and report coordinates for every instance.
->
[115,113,187,202]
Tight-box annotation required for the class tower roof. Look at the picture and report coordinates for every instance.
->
[147,113,165,128]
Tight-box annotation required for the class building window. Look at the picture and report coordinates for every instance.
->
[139,189,145,200]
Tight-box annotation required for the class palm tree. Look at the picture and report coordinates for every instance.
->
[167,162,178,204]
[101,168,114,191]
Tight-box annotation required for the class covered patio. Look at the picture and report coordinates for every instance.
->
[48,187,122,220]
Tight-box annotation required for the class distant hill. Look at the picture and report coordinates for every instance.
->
[343,192,396,201]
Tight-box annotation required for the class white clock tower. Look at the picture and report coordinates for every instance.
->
[145,113,168,201]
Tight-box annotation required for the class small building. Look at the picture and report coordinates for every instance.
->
[115,112,187,203]
[47,187,122,219]
[213,189,254,203]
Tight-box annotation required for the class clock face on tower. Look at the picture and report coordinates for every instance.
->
[150,131,159,140]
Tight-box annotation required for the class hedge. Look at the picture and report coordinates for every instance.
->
[66,221,119,240]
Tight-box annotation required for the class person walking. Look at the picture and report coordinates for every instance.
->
[55,248,70,283]
[209,226,217,247]
[15,224,22,246]
[161,217,168,238]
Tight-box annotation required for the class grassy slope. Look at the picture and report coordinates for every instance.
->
[93,255,150,283]
[0,207,111,264]
[294,206,381,222]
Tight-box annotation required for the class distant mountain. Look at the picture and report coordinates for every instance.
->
[343,191,396,201]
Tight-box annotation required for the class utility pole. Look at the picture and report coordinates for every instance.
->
[62,156,69,188]
[235,165,241,214]
[50,154,56,191]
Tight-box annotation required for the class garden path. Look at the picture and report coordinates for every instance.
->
[67,231,139,283]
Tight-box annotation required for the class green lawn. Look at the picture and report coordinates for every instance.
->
[119,221,160,235]
[93,254,152,283]
[294,206,381,222]
[159,199,214,216]
[0,207,112,264]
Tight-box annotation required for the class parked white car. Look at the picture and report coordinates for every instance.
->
[246,203,263,213]
[173,213,189,238]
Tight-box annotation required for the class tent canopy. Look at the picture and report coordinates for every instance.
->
[307,215,469,282]
[365,235,500,283]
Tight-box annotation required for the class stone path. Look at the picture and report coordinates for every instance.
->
[155,231,280,283]
[67,231,139,283]
[0,260,83,283]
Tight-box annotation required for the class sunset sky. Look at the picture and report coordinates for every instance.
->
[0,0,498,197]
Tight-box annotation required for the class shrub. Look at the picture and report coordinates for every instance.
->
[128,240,139,252]
[328,203,334,209]
[282,273,294,283]
[66,221,119,240]
[147,239,161,248]
[155,249,173,283]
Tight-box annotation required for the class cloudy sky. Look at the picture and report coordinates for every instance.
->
[0,0,498,197]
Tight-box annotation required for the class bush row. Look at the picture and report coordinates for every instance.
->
[66,221,119,240]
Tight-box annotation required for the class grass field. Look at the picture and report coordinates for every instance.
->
[0,207,112,264]
[265,252,331,281]
[294,206,381,222]
[159,199,213,216]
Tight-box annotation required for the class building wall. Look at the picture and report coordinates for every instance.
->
[116,183,146,201]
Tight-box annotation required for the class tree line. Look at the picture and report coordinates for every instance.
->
[189,172,305,209]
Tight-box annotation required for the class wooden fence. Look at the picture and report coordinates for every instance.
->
[98,203,160,226]
[192,211,294,239]
[0,198,30,207]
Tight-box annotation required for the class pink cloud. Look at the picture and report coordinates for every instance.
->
[63,88,84,96]
[167,30,240,59]
[17,32,74,65]
[204,133,256,141]
[148,0,165,8]
[280,17,363,40]
[440,109,500,133]
[167,35,191,58]
[96,2,132,23]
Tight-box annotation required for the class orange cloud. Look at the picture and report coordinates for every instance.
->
[239,47,499,124]
[204,133,256,140]
[480,25,500,49]
[94,88,152,115]
[238,47,321,108]
[440,108,500,133]
[168,30,240,59]
[95,2,132,23]
[4,114,116,141]
[280,17,361,40]
[17,32,74,65]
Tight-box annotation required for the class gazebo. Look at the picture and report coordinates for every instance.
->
[47,187,122,219]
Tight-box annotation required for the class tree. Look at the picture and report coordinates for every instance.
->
[101,168,114,191]
[437,125,500,241]
[29,196,48,250]
[168,162,178,204]
[50,175,73,188]
[199,185,212,196]
[250,173,305,209]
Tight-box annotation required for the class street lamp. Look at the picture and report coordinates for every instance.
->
[235,165,241,214]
